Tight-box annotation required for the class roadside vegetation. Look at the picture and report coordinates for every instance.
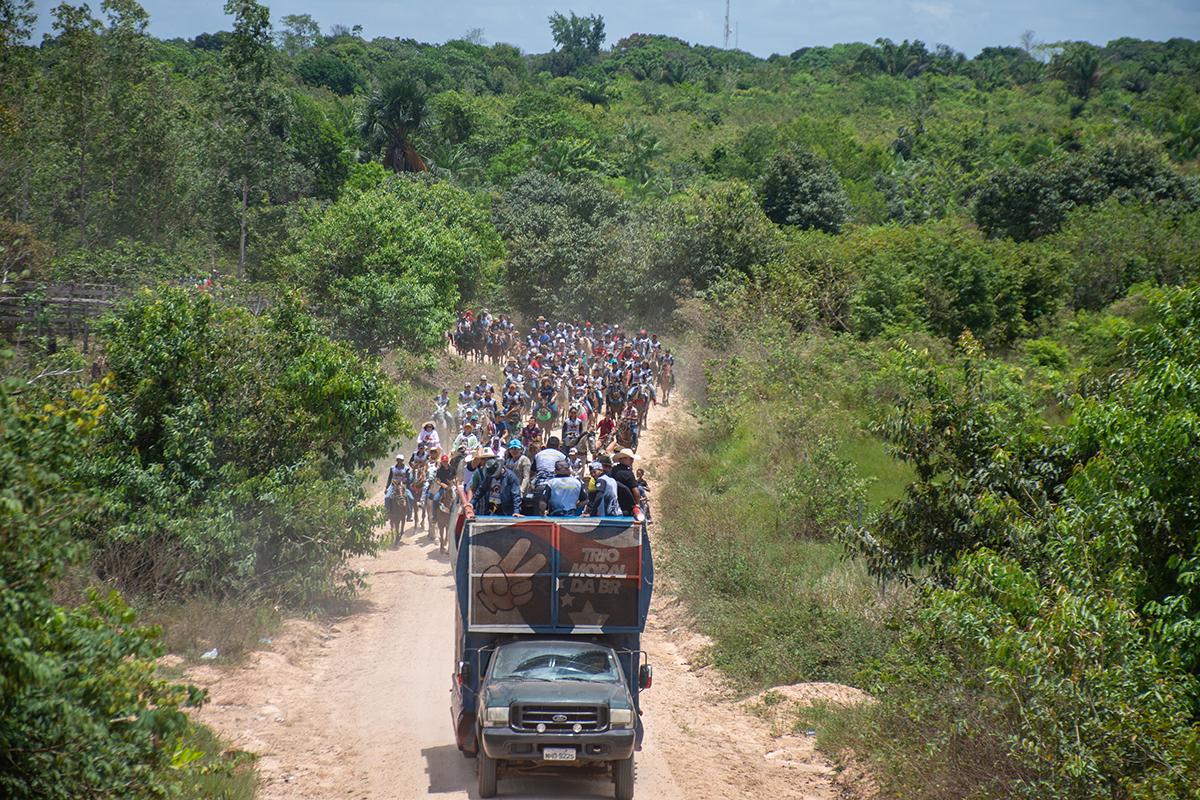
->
[2,0,1199,796]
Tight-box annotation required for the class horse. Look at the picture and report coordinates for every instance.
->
[433,401,454,439]
[630,385,652,432]
[562,420,589,461]
[486,330,510,365]
[533,399,557,441]
[385,480,409,544]
[431,485,452,553]
[616,409,640,453]
[605,382,626,419]
[411,466,430,531]
[659,361,674,405]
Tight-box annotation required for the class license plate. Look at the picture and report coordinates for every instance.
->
[543,747,577,762]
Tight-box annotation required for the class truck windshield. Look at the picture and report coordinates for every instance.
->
[490,643,621,683]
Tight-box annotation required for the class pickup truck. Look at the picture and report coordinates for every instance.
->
[448,514,654,799]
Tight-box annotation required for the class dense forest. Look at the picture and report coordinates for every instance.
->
[2,0,1200,796]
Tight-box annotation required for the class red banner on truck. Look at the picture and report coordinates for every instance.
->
[463,518,645,634]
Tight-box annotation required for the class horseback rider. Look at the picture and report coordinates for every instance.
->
[452,421,480,453]
[418,421,440,451]
[562,404,585,451]
[386,454,416,511]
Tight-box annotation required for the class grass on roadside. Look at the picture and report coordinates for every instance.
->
[657,402,907,692]
[168,723,258,800]
[137,597,281,664]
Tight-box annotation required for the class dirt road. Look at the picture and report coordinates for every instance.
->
[188,397,858,799]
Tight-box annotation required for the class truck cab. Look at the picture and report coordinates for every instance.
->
[449,514,653,799]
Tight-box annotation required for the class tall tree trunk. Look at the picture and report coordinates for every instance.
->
[77,115,89,247]
[401,140,428,173]
[238,177,248,279]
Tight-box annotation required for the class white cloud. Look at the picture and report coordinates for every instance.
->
[910,1,954,19]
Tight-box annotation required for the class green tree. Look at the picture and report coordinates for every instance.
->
[1049,42,1102,100]
[758,146,850,233]
[620,122,663,185]
[288,92,351,200]
[545,11,605,76]
[220,0,282,277]
[845,336,1068,580]
[0,352,204,799]
[274,11,319,56]
[1163,110,1200,162]
[296,50,364,94]
[423,139,483,184]
[41,2,104,246]
[0,0,38,222]
[494,170,625,316]
[84,289,405,600]
[429,90,479,145]
[286,176,501,349]
[576,80,612,109]
[974,166,1068,241]
[359,75,429,173]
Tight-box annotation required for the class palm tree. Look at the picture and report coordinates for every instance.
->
[359,76,429,172]
[621,123,663,185]
[537,137,601,178]
[1049,43,1102,101]
[576,80,612,110]
[1164,111,1200,162]
[423,139,483,184]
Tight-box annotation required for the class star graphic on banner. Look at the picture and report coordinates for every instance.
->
[568,600,609,627]
[561,593,575,608]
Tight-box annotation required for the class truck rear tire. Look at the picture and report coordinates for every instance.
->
[613,754,635,800]
[478,750,497,798]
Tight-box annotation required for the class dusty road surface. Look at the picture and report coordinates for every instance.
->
[188,396,861,799]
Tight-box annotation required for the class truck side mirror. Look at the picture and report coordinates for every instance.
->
[638,664,653,689]
[458,660,471,682]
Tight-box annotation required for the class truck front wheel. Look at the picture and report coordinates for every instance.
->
[613,754,635,800]
[478,749,498,798]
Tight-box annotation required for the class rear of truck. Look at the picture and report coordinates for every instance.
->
[448,516,653,798]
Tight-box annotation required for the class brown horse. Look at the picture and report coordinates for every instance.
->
[386,480,409,544]
[659,361,674,405]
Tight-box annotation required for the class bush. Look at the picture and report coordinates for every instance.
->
[658,319,905,689]
[1048,199,1200,310]
[284,175,502,352]
[82,288,406,602]
[974,139,1198,243]
[846,221,1067,345]
[974,166,1068,242]
[832,290,1200,798]
[757,146,850,233]
[49,238,199,285]
[0,352,204,799]
[845,528,1200,800]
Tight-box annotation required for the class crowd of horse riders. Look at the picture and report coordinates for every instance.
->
[384,311,676,552]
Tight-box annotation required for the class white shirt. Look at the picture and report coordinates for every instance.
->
[533,447,566,479]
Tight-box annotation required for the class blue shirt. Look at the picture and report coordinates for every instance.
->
[544,475,585,514]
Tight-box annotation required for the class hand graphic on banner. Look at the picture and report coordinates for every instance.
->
[476,538,547,613]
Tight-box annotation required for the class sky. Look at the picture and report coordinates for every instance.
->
[28,0,1200,58]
